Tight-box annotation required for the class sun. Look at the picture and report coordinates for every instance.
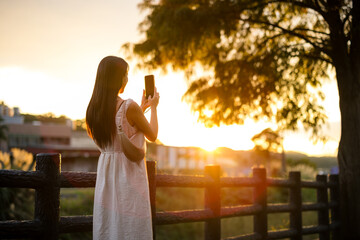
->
[200,144,218,152]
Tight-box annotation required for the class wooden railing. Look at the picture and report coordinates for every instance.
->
[0,153,341,240]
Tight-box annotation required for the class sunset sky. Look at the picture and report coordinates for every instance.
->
[0,0,341,156]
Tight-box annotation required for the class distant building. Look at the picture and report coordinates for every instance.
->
[0,102,24,125]
[6,128,100,172]
[70,130,97,149]
[0,102,256,175]
[0,102,99,171]
[146,142,248,176]
[6,123,71,149]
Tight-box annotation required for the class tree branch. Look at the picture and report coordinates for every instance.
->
[225,0,328,23]
[314,0,328,14]
[342,7,352,28]
[238,17,332,57]
[288,52,333,65]
[257,33,284,49]
[269,0,328,19]
[293,27,330,36]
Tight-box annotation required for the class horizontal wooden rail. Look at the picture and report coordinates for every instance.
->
[0,170,45,188]
[267,178,296,188]
[221,204,262,218]
[301,202,339,212]
[156,174,212,187]
[302,224,331,235]
[0,220,42,238]
[267,203,295,213]
[267,229,298,239]
[59,216,92,233]
[221,177,260,187]
[216,177,338,189]
[224,233,261,240]
[302,202,328,211]
[156,209,213,225]
[301,180,327,188]
[61,171,96,188]
[0,170,340,190]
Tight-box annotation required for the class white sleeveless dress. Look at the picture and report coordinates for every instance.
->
[93,99,153,240]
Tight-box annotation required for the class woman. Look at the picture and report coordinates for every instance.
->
[86,56,159,240]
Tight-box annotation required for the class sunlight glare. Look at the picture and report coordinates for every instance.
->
[200,144,218,152]
[0,65,340,157]
[0,67,90,120]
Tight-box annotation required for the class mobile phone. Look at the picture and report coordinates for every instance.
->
[145,75,155,99]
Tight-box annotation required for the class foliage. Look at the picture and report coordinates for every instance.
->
[23,112,69,125]
[60,188,94,216]
[157,222,204,240]
[287,163,318,180]
[0,148,35,221]
[73,118,87,131]
[222,187,253,206]
[59,188,94,240]
[0,151,10,169]
[124,0,358,137]
[251,128,284,172]
[286,151,337,169]
[286,157,317,170]
[0,116,8,142]
[309,156,337,169]
[0,148,34,170]
[252,128,283,153]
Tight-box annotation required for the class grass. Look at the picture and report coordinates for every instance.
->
[59,188,94,240]
[221,216,253,238]
[60,188,94,216]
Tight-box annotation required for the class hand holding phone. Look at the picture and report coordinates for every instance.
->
[145,75,155,99]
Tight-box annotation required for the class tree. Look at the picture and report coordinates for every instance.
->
[74,119,87,131]
[0,116,8,142]
[128,0,359,238]
[251,128,285,175]
[0,148,34,221]
[23,113,68,125]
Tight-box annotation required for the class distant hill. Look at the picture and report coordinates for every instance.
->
[286,151,338,170]
[211,148,338,171]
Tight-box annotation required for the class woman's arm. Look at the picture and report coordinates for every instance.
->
[127,89,159,142]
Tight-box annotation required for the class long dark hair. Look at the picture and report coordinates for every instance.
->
[86,56,128,149]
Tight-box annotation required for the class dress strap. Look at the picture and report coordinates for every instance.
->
[116,99,126,113]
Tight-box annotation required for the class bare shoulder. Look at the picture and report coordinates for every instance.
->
[127,101,142,114]
[126,101,143,125]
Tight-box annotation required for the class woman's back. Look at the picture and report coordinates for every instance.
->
[93,98,153,240]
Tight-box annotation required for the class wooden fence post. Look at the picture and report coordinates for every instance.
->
[253,168,267,240]
[289,171,302,240]
[34,153,61,240]
[147,161,156,240]
[205,165,221,240]
[317,174,330,240]
[329,174,340,240]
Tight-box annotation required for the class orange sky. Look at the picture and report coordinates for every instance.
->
[0,0,341,156]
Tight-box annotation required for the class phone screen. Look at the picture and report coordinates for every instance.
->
[145,75,155,99]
